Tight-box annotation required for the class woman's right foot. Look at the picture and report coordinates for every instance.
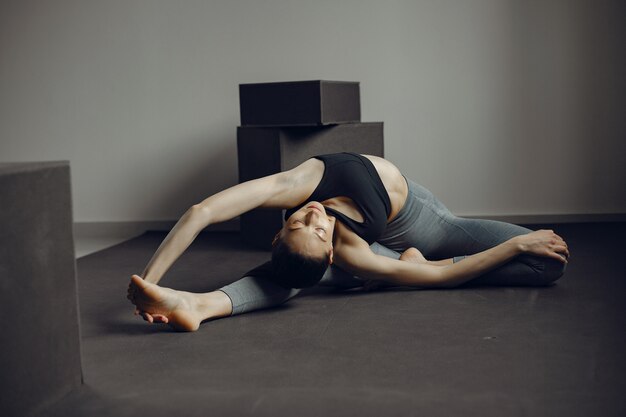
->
[128,275,202,332]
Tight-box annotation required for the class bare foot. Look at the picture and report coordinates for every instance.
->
[400,247,427,264]
[127,275,202,332]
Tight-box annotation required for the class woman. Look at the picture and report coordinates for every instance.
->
[127,152,569,331]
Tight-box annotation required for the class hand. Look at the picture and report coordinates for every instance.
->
[512,230,570,263]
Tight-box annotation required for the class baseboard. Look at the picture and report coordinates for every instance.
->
[73,213,624,239]
[73,218,240,239]
[458,213,626,224]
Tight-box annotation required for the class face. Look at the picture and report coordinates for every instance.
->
[276,201,335,263]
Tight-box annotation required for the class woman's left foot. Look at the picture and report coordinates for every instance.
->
[128,275,202,332]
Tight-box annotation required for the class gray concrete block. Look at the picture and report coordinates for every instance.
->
[237,123,384,249]
[0,162,83,417]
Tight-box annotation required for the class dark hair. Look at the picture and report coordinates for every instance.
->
[271,235,330,289]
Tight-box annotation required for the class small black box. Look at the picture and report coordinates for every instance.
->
[239,80,361,127]
[237,122,384,249]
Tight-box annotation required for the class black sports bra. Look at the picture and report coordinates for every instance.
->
[284,152,392,244]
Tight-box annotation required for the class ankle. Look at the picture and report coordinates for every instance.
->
[194,291,233,320]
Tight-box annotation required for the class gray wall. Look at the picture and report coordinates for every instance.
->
[1,0,624,225]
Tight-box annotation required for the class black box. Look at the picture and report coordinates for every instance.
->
[239,80,361,127]
[237,122,384,249]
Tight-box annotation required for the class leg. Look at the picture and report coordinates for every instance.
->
[220,243,404,316]
[379,178,566,286]
[433,216,567,286]
[219,261,301,316]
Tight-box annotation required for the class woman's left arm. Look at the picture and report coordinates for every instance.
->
[336,230,569,288]
[438,229,569,286]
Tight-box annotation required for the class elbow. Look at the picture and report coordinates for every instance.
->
[189,204,209,217]
[187,204,212,229]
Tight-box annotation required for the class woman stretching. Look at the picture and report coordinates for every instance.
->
[127,152,569,331]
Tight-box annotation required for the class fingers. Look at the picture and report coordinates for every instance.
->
[543,230,571,260]
[552,252,568,263]
[153,314,169,324]
[550,246,569,263]
[553,235,570,259]
[136,310,168,324]
[526,230,571,263]
[140,312,166,324]
[141,311,154,323]
[540,249,568,264]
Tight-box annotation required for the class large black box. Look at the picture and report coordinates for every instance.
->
[239,80,361,127]
[0,162,83,417]
[237,122,384,249]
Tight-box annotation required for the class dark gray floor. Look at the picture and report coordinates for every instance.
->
[41,223,625,417]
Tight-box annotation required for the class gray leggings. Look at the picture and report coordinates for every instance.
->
[219,177,566,316]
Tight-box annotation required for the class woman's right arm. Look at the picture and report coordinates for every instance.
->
[141,170,298,284]
[140,206,210,284]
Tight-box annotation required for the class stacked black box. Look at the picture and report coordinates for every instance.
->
[237,80,384,249]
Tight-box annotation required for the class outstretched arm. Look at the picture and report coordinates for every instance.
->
[139,171,296,285]
[335,230,569,288]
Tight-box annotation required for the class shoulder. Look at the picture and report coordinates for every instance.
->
[285,157,324,181]
[283,157,325,199]
[260,158,324,208]
[333,222,374,269]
